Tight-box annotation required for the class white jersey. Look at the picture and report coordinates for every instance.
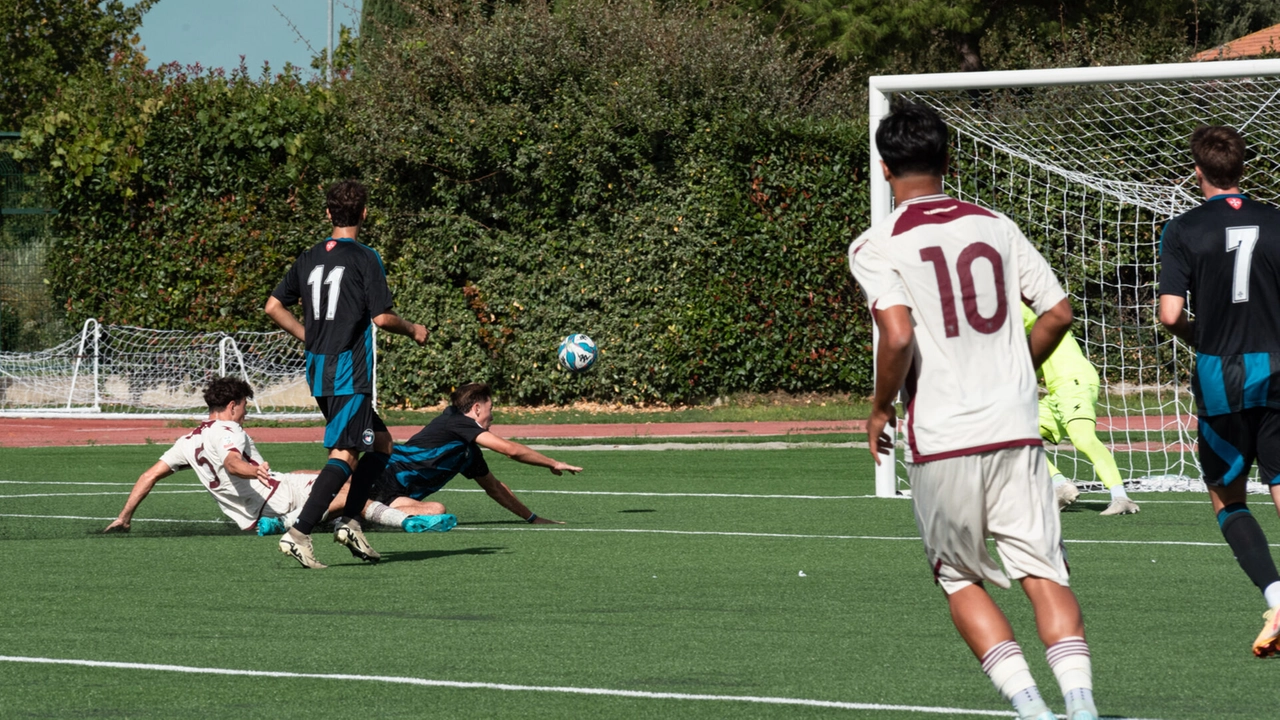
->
[159,419,273,530]
[849,194,1067,463]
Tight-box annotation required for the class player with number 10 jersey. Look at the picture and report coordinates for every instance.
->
[850,196,1067,462]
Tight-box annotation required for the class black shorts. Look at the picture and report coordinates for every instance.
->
[317,394,387,451]
[1198,408,1280,486]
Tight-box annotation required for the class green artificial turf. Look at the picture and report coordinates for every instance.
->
[1,444,1276,719]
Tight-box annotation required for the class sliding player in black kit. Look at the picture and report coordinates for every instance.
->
[265,180,429,569]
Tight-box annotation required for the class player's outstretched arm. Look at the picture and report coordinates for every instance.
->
[1157,294,1196,346]
[473,471,564,524]
[372,312,428,345]
[264,296,305,343]
[223,450,271,482]
[1028,298,1073,369]
[104,460,175,533]
[868,304,914,465]
[475,432,582,475]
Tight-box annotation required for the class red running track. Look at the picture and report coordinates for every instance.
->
[0,415,1191,449]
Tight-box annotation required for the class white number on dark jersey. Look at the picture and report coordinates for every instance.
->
[919,242,1007,338]
[306,265,346,320]
[1225,226,1259,303]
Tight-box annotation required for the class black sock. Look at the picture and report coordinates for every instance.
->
[1219,503,1280,592]
[344,452,389,520]
[293,459,352,535]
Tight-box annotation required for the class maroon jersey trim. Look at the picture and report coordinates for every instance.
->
[893,198,997,236]
[908,437,1043,464]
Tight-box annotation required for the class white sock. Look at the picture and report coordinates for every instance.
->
[981,640,1046,715]
[1046,636,1094,710]
[1051,473,1068,487]
[1264,581,1280,609]
[1109,484,1129,501]
[364,501,409,528]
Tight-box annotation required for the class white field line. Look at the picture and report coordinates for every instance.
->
[0,480,1209,504]
[440,488,879,500]
[523,442,868,451]
[0,490,206,499]
[0,655,1163,720]
[0,511,1252,549]
[0,513,230,524]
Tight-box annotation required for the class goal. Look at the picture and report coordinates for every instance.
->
[0,320,331,418]
[867,58,1280,498]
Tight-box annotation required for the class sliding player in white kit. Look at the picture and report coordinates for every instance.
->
[850,105,1098,720]
[104,377,454,535]
[104,376,313,533]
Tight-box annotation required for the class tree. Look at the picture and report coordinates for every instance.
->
[0,0,156,130]
[743,0,1193,71]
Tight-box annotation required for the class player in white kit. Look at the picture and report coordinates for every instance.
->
[850,105,1098,720]
[104,377,453,535]
[104,377,312,533]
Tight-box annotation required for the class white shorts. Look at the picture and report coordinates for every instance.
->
[262,472,317,527]
[907,445,1069,595]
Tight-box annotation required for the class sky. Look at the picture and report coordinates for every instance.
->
[133,0,364,77]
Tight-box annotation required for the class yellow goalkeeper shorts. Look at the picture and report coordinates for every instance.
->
[1039,379,1099,445]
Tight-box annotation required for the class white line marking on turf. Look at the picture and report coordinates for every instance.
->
[0,513,230,525]
[0,480,154,486]
[0,491,205,499]
[0,513,1266,548]
[0,656,1162,719]
[440,488,878,500]
[523,442,868,451]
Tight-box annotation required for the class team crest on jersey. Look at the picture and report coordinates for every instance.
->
[326,240,338,252]
[362,428,374,446]
[1228,197,1243,210]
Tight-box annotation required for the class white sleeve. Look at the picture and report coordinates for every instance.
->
[849,235,910,310]
[159,442,189,471]
[211,424,248,467]
[1010,221,1067,315]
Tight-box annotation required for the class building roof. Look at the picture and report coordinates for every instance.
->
[1194,23,1280,61]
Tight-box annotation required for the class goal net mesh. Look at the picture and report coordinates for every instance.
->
[891,72,1280,494]
[0,321,318,418]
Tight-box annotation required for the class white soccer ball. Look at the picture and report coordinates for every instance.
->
[558,333,597,372]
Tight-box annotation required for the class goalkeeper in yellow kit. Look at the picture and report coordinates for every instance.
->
[1022,305,1140,516]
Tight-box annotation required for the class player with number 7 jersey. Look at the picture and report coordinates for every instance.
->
[849,195,1067,463]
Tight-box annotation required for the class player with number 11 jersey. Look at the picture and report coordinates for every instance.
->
[272,236,391,398]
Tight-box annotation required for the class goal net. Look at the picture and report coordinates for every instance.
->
[868,59,1280,497]
[0,320,322,418]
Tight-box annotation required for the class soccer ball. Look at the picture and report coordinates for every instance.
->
[558,333,597,372]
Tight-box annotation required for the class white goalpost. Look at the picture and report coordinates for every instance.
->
[868,58,1280,498]
[0,320,321,419]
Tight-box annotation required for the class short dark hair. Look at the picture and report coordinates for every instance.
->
[875,104,949,178]
[451,382,492,414]
[204,376,254,411]
[326,179,368,227]
[1191,125,1246,190]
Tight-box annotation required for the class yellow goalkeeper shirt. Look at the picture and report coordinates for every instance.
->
[1021,304,1099,392]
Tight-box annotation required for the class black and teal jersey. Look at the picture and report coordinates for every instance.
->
[1159,194,1280,416]
[271,237,393,397]
[381,408,491,500]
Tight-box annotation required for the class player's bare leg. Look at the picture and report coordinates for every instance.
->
[947,583,1054,720]
[1021,577,1096,720]
[1209,482,1280,656]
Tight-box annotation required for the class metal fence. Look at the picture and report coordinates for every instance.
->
[0,131,61,352]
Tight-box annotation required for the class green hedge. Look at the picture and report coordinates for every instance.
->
[20,54,342,331]
[344,0,871,405]
[22,1,873,406]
